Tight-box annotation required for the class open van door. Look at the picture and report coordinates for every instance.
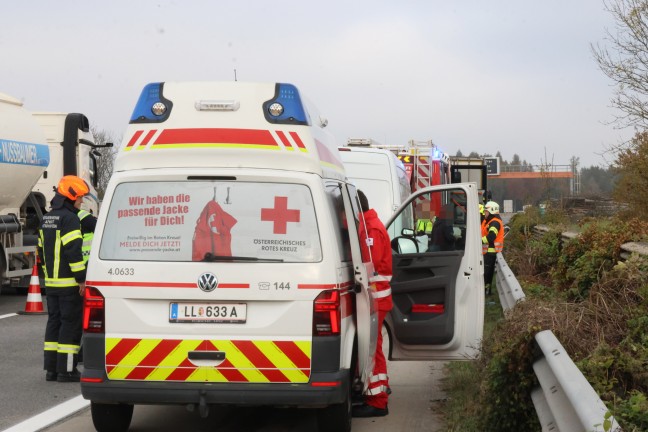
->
[341,183,378,389]
[384,183,484,360]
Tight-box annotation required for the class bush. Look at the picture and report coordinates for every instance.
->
[442,212,648,431]
[552,217,648,299]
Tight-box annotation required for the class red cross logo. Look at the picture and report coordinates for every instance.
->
[261,196,300,234]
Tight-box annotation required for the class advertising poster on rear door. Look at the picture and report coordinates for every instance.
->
[99,181,321,263]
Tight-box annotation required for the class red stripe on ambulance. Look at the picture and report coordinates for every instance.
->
[86,280,250,289]
[275,130,294,150]
[289,132,306,150]
[274,341,310,370]
[153,128,277,146]
[232,340,291,383]
[125,130,143,148]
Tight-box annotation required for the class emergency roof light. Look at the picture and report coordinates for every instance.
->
[130,82,173,124]
[195,100,240,111]
[262,83,309,125]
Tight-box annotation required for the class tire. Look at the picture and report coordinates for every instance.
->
[316,374,352,432]
[91,402,134,432]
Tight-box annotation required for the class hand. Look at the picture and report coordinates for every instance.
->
[79,282,86,296]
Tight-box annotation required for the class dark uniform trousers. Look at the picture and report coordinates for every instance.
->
[44,290,83,373]
[483,252,497,287]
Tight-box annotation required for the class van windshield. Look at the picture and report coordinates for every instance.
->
[99,181,322,263]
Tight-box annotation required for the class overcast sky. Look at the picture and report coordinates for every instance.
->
[1,1,630,168]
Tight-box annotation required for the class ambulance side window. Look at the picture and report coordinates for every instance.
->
[346,184,371,264]
[324,182,352,262]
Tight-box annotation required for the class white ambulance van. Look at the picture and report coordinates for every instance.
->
[338,145,412,238]
[80,81,484,432]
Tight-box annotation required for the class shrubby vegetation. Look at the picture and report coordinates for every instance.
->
[443,210,648,431]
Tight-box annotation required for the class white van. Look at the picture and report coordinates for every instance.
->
[80,81,484,432]
[338,145,412,238]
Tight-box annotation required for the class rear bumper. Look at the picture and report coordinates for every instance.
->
[81,370,349,407]
[80,333,349,407]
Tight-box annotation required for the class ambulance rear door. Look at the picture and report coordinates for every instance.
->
[385,183,484,360]
[340,183,378,389]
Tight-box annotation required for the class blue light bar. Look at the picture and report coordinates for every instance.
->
[129,82,173,123]
[263,83,310,125]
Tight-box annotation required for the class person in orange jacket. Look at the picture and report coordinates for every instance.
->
[482,201,505,295]
[353,190,392,417]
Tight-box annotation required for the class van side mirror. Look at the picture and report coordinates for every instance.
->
[391,236,419,254]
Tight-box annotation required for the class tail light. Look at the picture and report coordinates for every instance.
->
[83,286,105,333]
[313,290,341,336]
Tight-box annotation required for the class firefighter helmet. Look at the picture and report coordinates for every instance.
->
[57,175,89,201]
[484,201,499,215]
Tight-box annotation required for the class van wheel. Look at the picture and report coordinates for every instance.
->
[316,374,352,432]
[91,402,134,432]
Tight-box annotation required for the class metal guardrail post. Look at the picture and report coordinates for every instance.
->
[494,252,526,312]
[532,330,621,432]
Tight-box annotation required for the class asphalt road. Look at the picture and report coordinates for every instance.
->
[1,291,447,432]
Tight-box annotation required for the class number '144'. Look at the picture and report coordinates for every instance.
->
[274,282,290,290]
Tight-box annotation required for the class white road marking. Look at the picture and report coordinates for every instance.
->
[1,395,89,432]
[0,313,18,320]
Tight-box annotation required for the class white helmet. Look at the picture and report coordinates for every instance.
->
[485,201,499,215]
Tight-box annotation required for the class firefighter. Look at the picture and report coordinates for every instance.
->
[353,190,392,417]
[480,204,488,255]
[482,201,504,295]
[38,175,90,382]
[77,207,97,265]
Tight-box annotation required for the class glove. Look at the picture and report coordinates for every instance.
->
[452,227,462,239]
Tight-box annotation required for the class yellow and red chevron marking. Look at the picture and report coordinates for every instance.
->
[122,128,311,153]
[105,337,311,383]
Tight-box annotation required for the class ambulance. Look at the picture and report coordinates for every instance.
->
[80,81,485,432]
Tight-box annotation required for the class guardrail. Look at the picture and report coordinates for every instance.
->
[532,331,621,432]
[494,252,525,312]
[494,252,622,431]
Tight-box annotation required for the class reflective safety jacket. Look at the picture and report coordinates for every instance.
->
[358,209,393,311]
[416,218,434,235]
[481,218,488,255]
[482,214,504,253]
[38,195,86,293]
[77,209,97,265]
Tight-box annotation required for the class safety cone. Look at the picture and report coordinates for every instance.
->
[17,263,47,315]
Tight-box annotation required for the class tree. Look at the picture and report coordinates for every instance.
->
[581,165,616,197]
[613,131,648,218]
[592,0,648,129]
[91,127,119,199]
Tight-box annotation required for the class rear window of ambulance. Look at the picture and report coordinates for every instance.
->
[99,181,322,262]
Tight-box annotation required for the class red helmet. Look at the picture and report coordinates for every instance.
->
[57,175,89,201]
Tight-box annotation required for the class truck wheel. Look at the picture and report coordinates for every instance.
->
[316,374,352,432]
[91,402,134,432]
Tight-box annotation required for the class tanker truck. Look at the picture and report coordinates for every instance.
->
[0,92,50,293]
[30,112,104,216]
[0,96,111,293]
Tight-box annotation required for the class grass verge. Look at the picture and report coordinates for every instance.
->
[441,286,503,431]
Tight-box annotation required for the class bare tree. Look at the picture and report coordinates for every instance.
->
[592,0,648,129]
[91,127,119,199]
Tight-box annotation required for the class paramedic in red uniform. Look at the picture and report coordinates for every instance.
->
[353,190,392,417]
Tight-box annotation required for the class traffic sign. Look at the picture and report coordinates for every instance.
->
[484,157,500,175]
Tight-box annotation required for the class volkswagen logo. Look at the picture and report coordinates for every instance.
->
[197,272,218,292]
